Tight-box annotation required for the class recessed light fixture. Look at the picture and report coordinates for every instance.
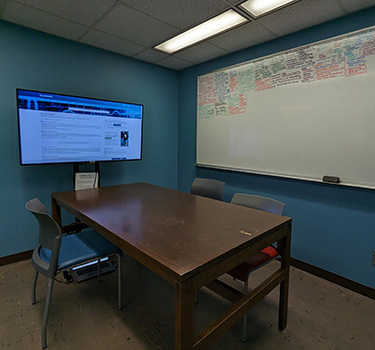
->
[154,9,247,54]
[239,0,299,18]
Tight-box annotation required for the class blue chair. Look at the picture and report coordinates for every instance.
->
[228,193,285,342]
[26,198,123,349]
[190,178,225,200]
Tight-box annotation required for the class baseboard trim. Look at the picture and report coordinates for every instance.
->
[0,250,33,266]
[291,258,375,300]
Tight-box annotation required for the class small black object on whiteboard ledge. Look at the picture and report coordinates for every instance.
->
[322,176,340,184]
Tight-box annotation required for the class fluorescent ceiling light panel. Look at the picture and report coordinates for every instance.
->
[154,10,247,54]
[240,0,297,18]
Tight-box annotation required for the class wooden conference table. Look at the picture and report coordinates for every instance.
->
[51,182,292,350]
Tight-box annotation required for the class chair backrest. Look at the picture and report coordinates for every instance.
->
[191,178,225,201]
[231,193,285,215]
[26,198,62,277]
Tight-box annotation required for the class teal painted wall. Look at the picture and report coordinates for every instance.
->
[0,21,178,257]
[2,8,375,289]
[178,8,375,288]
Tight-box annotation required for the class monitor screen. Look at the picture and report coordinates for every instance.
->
[17,89,143,165]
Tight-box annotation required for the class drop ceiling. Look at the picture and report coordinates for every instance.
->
[1,0,375,70]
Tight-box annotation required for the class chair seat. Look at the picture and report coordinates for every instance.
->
[227,245,279,282]
[39,229,123,271]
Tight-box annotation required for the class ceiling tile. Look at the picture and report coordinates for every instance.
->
[120,0,229,29]
[12,0,117,26]
[80,29,146,57]
[339,0,375,13]
[225,0,244,4]
[1,0,375,71]
[133,48,169,63]
[174,42,228,64]
[156,56,195,70]
[2,1,87,40]
[257,0,345,37]
[95,3,179,47]
[208,21,277,53]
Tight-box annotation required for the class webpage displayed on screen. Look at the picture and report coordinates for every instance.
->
[17,90,143,164]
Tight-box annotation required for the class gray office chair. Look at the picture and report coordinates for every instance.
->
[191,178,225,304]
[228,193,285,342]
[26,198,123,349]
[190,178,225,201]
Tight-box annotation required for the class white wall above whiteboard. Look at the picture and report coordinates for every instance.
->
[196,26,375,189]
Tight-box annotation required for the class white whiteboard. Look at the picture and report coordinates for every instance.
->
[196,26,375,189]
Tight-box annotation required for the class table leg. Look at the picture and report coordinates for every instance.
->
[278,226,291,330]
[51,197,61,227]
[175,279,194,350]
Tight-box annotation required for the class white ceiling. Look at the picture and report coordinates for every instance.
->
[1,0,375,70]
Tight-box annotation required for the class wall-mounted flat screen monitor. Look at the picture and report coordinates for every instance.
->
[17,89,143,165]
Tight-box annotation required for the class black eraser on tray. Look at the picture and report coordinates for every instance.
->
[322,175,340,183]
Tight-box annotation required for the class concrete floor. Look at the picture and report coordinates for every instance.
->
[1,256,374,350]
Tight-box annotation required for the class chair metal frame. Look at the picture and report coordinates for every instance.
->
[230,193,285,342]
[26,198,122,349]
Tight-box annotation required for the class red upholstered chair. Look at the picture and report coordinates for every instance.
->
[228,193,285,342]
